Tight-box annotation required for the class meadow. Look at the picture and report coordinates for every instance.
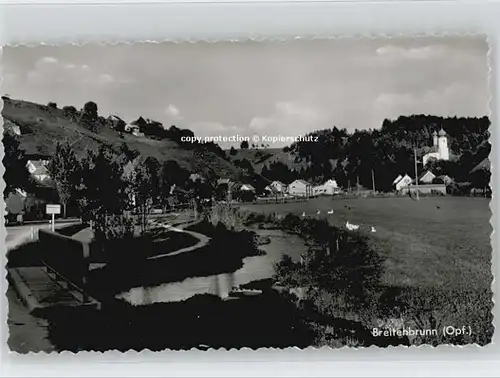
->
[242,196,492,292]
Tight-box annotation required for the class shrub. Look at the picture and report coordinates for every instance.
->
[273,215,384,317]
[94,214,134,243]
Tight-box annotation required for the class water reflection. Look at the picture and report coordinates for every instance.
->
[116,230,305,306]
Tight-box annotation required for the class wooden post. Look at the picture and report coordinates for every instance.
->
[414,147,420,200]
[51,213,55,232]
[371,169,376,194]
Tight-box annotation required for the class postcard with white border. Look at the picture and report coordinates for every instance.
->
[2,36,493,353]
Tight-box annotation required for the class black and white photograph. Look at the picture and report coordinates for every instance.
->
[2,36,493,352]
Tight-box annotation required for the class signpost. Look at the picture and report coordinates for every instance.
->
[46,204,61,232]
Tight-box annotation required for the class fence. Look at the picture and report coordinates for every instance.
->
[38,229,94,303]
[253,196,309,205]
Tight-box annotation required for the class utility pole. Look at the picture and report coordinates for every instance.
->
[414,147,420,200]
[348,179,351,193]
[357,175,360,196]
[371,169,376,194]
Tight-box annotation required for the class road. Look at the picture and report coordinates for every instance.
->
[6,286,55,353]
[6,220,80,251]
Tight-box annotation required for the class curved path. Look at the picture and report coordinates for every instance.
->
[147,219,211,260]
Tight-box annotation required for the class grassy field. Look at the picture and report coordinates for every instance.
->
[242,196,492,291]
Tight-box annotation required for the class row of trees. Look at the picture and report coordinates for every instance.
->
[261,115,491,192]
[47,141,212,241]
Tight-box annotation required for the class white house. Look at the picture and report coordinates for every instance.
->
[265,180,287,194]
[321,179,339,195]
[124,124,141,135]
[393,174,413,191]
[288,179,313,197]
[418,170,436,184]
[26,160,50,182]
[423,128,450,166]
[240,184,256,192]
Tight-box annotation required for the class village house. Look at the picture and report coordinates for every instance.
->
[418,170,436,184]
[26,160,50,182]
[124,124,143,136]
[422,128,450,166]
[288,179,313,197]
[264,180,287,195]
[314,179,339,196]
[238,184,256,202]
[393,174,413,191]
[437,175,454,185]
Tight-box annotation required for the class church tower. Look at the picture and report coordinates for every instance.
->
[438,128,449,161]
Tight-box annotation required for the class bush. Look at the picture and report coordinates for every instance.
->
[273,215,384,316]
[93,214,134,243]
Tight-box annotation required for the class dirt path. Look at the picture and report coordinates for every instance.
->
[147,220,211,260]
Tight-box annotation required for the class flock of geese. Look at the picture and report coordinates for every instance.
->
[300,209,376,233]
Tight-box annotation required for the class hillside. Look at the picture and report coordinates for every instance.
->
[2,97,242,181]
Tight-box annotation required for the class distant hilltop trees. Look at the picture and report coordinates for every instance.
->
[262,115,490,192]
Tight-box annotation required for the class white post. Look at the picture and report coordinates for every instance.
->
[51,213,55,232]
[414,147,420,201]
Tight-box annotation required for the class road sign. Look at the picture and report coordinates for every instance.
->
[46,204,61,215]
[46,204,61,232]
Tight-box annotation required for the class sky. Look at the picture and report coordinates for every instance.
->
[1,36,490,148]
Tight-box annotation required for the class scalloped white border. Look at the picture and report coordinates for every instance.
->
[0,1,499,376]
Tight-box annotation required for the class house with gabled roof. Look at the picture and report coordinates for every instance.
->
[288,179,313,197]
[393,173,413,191]
[418,170,436,184]
[26,160,50,182]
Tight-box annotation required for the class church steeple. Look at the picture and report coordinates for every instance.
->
[438,127,449,160]
[432,130,438,146]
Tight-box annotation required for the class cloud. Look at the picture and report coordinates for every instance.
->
[165,103,181,118]
[25,56,116,88]
[373,81,482,121]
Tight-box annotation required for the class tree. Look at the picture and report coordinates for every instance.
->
[2,131,32,198]
[47,141,80,218]
[131,157,161,232]
[78,145,129,241]
[229,146,237,156]
[79,101,99,133]
[240,140,249,149]
[158,160,189,211]
[47,102,58,109]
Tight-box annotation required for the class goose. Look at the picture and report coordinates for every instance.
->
[346,221,360,231]
[327,209,334,214]
[302,212,306,217]
[316,210,321,215]
[371,226,376,233]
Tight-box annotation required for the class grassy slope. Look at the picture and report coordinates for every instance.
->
[2,98,242,180]
[241,196,492,291]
